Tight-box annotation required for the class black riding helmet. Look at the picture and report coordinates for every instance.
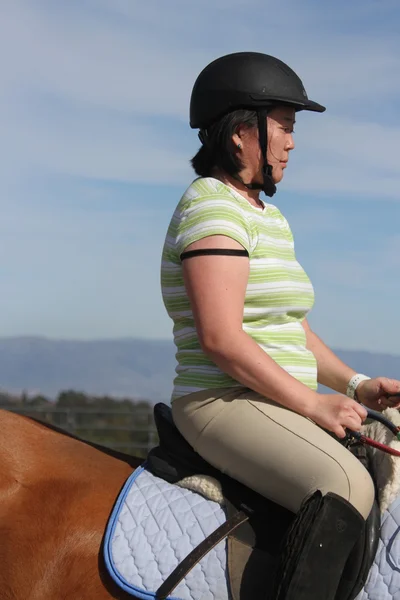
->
[190,52,326,197]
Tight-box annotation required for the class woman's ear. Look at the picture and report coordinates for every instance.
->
[232,124,248,149]
[232,129,242,149]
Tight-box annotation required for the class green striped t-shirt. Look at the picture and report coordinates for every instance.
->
[161,177,317,400]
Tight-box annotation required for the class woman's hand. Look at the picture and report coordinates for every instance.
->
[356,377,400,411]
[307,394,368,439]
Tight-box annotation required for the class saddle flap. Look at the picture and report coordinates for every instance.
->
[227,536,277,600]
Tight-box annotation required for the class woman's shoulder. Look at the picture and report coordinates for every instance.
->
[168,178,252,245]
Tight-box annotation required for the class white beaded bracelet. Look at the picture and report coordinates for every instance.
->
[346,374,371,400]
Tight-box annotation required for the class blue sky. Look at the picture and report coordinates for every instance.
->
[1,0,400,354]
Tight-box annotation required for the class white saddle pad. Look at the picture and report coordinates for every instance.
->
[104,465,229,600]
[357,495,400,600]
[104,463,400,600]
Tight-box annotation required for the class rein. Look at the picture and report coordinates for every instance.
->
[348,405,400,458]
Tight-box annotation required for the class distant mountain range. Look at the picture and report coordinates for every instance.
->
[0,336,399,403]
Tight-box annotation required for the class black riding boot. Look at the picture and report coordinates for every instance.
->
[334,497,380,600]
[270,490,365,600]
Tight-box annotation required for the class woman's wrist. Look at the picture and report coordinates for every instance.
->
[346,374,371,401]
[301,391,322,420]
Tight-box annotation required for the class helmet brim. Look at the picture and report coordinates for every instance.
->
[248,93,326,114]
[300,99,326,113]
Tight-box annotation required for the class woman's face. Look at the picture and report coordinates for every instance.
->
[234,106,296,184]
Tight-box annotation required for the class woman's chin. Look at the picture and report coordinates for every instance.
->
[272,169,284,184]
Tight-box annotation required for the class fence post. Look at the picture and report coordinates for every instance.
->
[65,407,77,435]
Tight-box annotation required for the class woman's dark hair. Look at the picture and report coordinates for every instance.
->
[191,109,258,178]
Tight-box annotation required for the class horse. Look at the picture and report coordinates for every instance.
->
[0,408,140,600]
[1,405,400,600]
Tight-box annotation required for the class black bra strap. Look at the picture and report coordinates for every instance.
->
[180,248,249,261]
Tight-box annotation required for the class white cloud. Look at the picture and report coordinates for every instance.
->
[2,0,398,119]
[0,180,174,340]
[279,112,400,199]
[0,0,399,348]
[0,103,191,185]
[305,233,400,355]
[299,116,400,173]
[0,1,194,119]
[0,0,399,196]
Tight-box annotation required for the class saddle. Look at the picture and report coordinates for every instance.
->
[146,403,381,600]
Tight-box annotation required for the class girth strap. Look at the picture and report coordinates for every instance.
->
[155,509,250,599]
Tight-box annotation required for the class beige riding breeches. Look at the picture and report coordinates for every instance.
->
[171,387,375,519]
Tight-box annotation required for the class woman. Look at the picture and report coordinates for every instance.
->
[160,52,400,599]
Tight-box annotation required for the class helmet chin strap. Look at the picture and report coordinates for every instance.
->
[238,110,276,197]
[257,109,277,197]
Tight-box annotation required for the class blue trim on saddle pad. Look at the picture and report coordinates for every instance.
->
[104,465,163,599]
[103,463,229,600]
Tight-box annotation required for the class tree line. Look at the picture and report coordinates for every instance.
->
[0,389,158,457]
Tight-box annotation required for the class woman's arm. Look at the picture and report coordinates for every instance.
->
[182,235,319,417]
[181,234,367,437]
[302,319,356,395]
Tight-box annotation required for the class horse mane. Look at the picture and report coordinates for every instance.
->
[27,414,145,468]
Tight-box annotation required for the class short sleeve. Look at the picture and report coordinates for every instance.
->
[175,196,252,256]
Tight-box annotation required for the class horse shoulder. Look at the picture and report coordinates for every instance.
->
[0,409,140,599]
